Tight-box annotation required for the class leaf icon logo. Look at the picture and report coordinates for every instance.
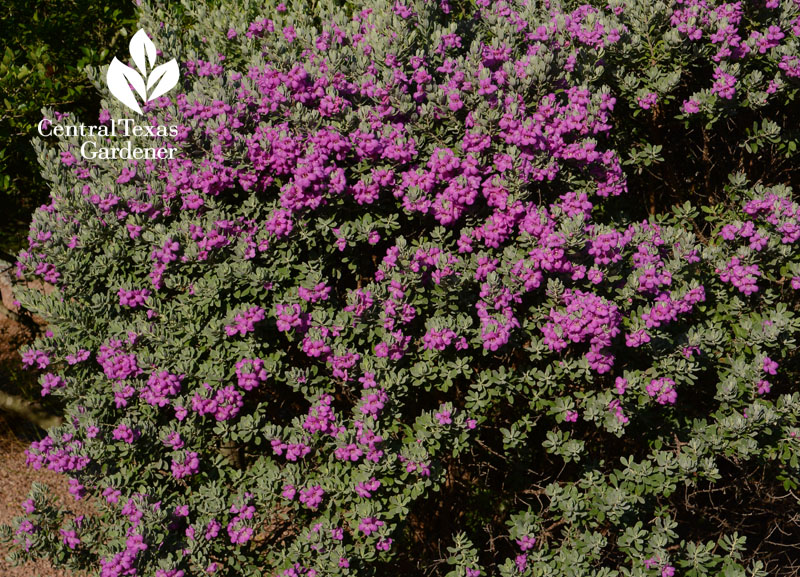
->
[106,29,179,115]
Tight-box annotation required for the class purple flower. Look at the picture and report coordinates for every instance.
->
[164,431,185,450]
[171,451,200,479]
[112,424,137,444]
[354,477,381,498]
[515,553,527,572]
[423,328,458,351]
[298,485,325,509]
[625,330,651,348]
[516,534,536,551]
[205,519,221,540]
[358,516,384,536]
[334,443,363,462]
[68,478,86,500]
[637,92,658,110]
[235,358,269,390]
[21,349,50,369]
[40,373,65,396]
[711,68,737,99]
[435,409,452,425]
[646,378,677,405]
[118,288,151,307]
[717,257,760,295]
[141,370,183,407]
[541,289,620,372]
[102,487,121,504]
[60,528,80,549]
[65,349,90,365]
[298,283,330,303]
[682,99,700,114]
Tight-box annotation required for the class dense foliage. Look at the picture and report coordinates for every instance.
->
[0,0,136,252]
[3,0,800,576]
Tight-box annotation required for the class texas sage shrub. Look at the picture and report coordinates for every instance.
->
[3,0,800,576]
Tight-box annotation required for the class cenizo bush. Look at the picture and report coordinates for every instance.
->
[3,0,800,576]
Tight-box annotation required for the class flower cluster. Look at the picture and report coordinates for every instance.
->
[542,289,621,373]
[192,384,244,421]
[117,288,150,308]
[224,306,265,336]
[717,257,761,295]
[235,358,268,391]
[646,377,678,406]
[170,451,200,480]
[141,370,183,407]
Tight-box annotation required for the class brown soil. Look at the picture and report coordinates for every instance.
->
[0,266,36,376]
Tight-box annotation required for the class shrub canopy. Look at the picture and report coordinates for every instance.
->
[3,0,800,576]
